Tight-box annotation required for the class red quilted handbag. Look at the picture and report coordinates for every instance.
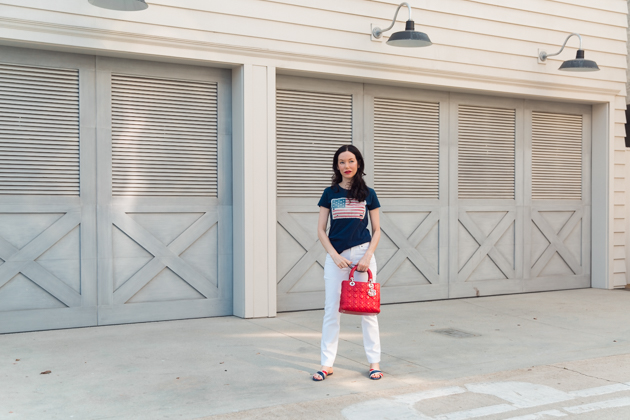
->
[339,266,380,315]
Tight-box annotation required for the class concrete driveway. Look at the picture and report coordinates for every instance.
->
[2,289,630,419]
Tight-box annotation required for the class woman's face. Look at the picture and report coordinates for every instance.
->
[337,151,358,182]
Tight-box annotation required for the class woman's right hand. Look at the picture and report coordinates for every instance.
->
[331,253,353,269]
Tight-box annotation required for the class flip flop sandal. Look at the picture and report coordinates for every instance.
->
[369,369,383,380]
[312,370,333,381]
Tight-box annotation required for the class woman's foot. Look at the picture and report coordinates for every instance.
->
[313,366,334,381]
[369,363,383,380]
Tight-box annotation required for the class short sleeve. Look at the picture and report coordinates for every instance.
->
[367,188,381,210]
[318,187,331,208]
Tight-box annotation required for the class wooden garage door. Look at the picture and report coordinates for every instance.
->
[449,96,591,298]
[276,79,591,311]
[364,85,449,303]
[524,102,591,292]
[96,58,233,324]
[0,47,97,333]
[275,76,362,311]
[449,96,524,298]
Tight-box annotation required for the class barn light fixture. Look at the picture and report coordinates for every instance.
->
[371,2,432,47]
[88,0,148,11]
[538,33,599,72]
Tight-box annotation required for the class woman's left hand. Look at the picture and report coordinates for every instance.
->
[356,254,372,272]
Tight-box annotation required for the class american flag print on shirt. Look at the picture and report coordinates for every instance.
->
[331,198,366,220]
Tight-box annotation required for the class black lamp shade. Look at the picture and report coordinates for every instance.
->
[88,0,148,11]
[558,49,600,72]
[386,20,432,48]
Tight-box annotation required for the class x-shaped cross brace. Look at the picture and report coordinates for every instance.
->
[276,210,327,294]
[458,210,516,281]
[531,209,582,277]
[0,211,82,307]
[277,210,441,291]
[112,211,219,304]
[377,211,440,285]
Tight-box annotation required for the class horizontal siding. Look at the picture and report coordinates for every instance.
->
[548,0,626,14]
[0,1,625,80]
[618,92,629,285]
[102,2,627,52]
[459,0,626,26]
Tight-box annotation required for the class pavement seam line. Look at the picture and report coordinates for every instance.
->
[551,365,630,386]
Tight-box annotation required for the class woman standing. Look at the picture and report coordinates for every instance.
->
[312,144,383,382]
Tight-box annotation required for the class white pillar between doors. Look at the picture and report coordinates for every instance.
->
[232,64,277,317]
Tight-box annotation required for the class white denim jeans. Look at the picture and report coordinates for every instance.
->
[321,242,381,367]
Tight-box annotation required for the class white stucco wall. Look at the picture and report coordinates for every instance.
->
[0,0,627,314]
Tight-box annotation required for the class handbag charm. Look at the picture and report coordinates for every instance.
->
[339,266,381,315]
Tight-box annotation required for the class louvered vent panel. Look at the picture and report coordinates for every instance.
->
[112,74,218,196]
[458,105,515,199]
[0,63,79,195]
[374,98,439,198]
[532,112,582,200]
[277,89,352,197]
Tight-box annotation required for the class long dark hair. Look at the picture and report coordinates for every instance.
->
[331,144,369,202]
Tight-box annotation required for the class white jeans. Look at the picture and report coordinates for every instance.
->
[321,242,381,367]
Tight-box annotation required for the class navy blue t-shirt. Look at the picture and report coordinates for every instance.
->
[318,185,381,254]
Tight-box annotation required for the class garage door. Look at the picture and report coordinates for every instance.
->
[94,58,233,325]
[524,101,591,292]
[448,95,525,298]
[364,85,449,303]
[0,47,98,333]
[0,47,232,333]
[275,77,363,311]
[276,77,591,311]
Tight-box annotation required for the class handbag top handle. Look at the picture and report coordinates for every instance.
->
[348,266,373,283]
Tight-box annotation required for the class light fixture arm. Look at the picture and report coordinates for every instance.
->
[372,2,413,39]
[539,33,582,61]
